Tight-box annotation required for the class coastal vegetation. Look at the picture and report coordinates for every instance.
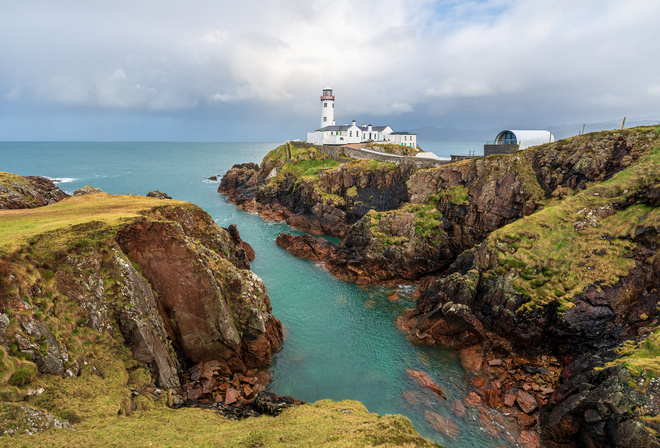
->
[1,399,439,447]
[220,125,660,446]
[362,143,421,157]
[0,183,437,446]
[487,145,659,312]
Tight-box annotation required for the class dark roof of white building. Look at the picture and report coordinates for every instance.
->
[317,124,393,132]
[359,125,391,132]
[317,124,358,131]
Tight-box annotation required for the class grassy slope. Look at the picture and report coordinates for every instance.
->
[0,193,438,446]
[261,144,398,209]
[487,141,659,312]
[0,193,188,255]
[2,399,438,448]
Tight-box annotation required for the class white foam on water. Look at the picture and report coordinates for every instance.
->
[47,177,77,183]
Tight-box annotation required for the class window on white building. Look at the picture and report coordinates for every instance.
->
[324,103,327,108]
[323,117,327,122]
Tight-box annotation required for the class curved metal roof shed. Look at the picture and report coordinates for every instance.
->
[484,129,555,156]
[494,130,555,150]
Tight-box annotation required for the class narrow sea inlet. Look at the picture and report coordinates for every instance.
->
[2,141,497,446]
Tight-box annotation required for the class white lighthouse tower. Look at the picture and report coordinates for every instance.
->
[320,87,335,128]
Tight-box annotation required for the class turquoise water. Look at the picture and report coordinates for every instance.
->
[1,141,502,446]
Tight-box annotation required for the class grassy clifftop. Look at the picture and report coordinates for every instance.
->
[486,140,659,312]
[2,398,438,447]
[0,192,437,446]
[0,193,184,255]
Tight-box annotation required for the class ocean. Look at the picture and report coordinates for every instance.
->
[1,141,501,446]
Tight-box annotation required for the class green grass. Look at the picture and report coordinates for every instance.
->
[486,143,660,312]
[1,399,440,448]
[282,157,341,180]
[609,329,660,379]
[366,202,444,243]
[0,193,188,255]
[437,185,469,206]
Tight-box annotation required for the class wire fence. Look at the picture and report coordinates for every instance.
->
[550,115,660,140]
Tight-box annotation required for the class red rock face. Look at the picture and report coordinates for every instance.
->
[275,233,336,262]
[219,133,660,443]
[116,209,282,374]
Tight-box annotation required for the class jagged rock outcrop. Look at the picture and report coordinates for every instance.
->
[275,233,336,262]
[264,128,659,286]
[0,194,282,419]
[541,359,660,448]
[0,173,68,209]
[219,144,415,237]
[399,137,660,446]
[146,190,172,199]
[73,185,104,196]
[222,127,660,446]
[116,214,282,372]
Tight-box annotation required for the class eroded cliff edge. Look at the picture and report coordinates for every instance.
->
[0,178,437,447]
[0,172,69,209]
[0,188,284,428]
[220,127,660,447]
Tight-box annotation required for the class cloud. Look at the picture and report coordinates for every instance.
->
[388,102,414,115]
[0,0,659,140]
[113,69,127,80]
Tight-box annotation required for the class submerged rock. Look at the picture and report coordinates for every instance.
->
[405,369,446,399]
[424,410,460,439]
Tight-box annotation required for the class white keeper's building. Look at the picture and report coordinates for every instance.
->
[306,88,417,148]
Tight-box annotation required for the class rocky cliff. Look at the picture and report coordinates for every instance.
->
[400,129,660,447]
[219,143,415,237]
[221,127,660,447]
[0,172,69,209]
[0,187,435,447]
[0,192,283,432]
[268,128,657,286]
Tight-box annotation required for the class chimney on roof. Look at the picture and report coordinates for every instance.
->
[352,120,356,126]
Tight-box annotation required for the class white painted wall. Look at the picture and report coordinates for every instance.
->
[321,99,334,128]
[388,133,417,148]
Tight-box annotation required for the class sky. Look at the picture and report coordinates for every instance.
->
[1,0,659,141]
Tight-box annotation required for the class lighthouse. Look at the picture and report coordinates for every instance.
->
[320,87,335,128]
